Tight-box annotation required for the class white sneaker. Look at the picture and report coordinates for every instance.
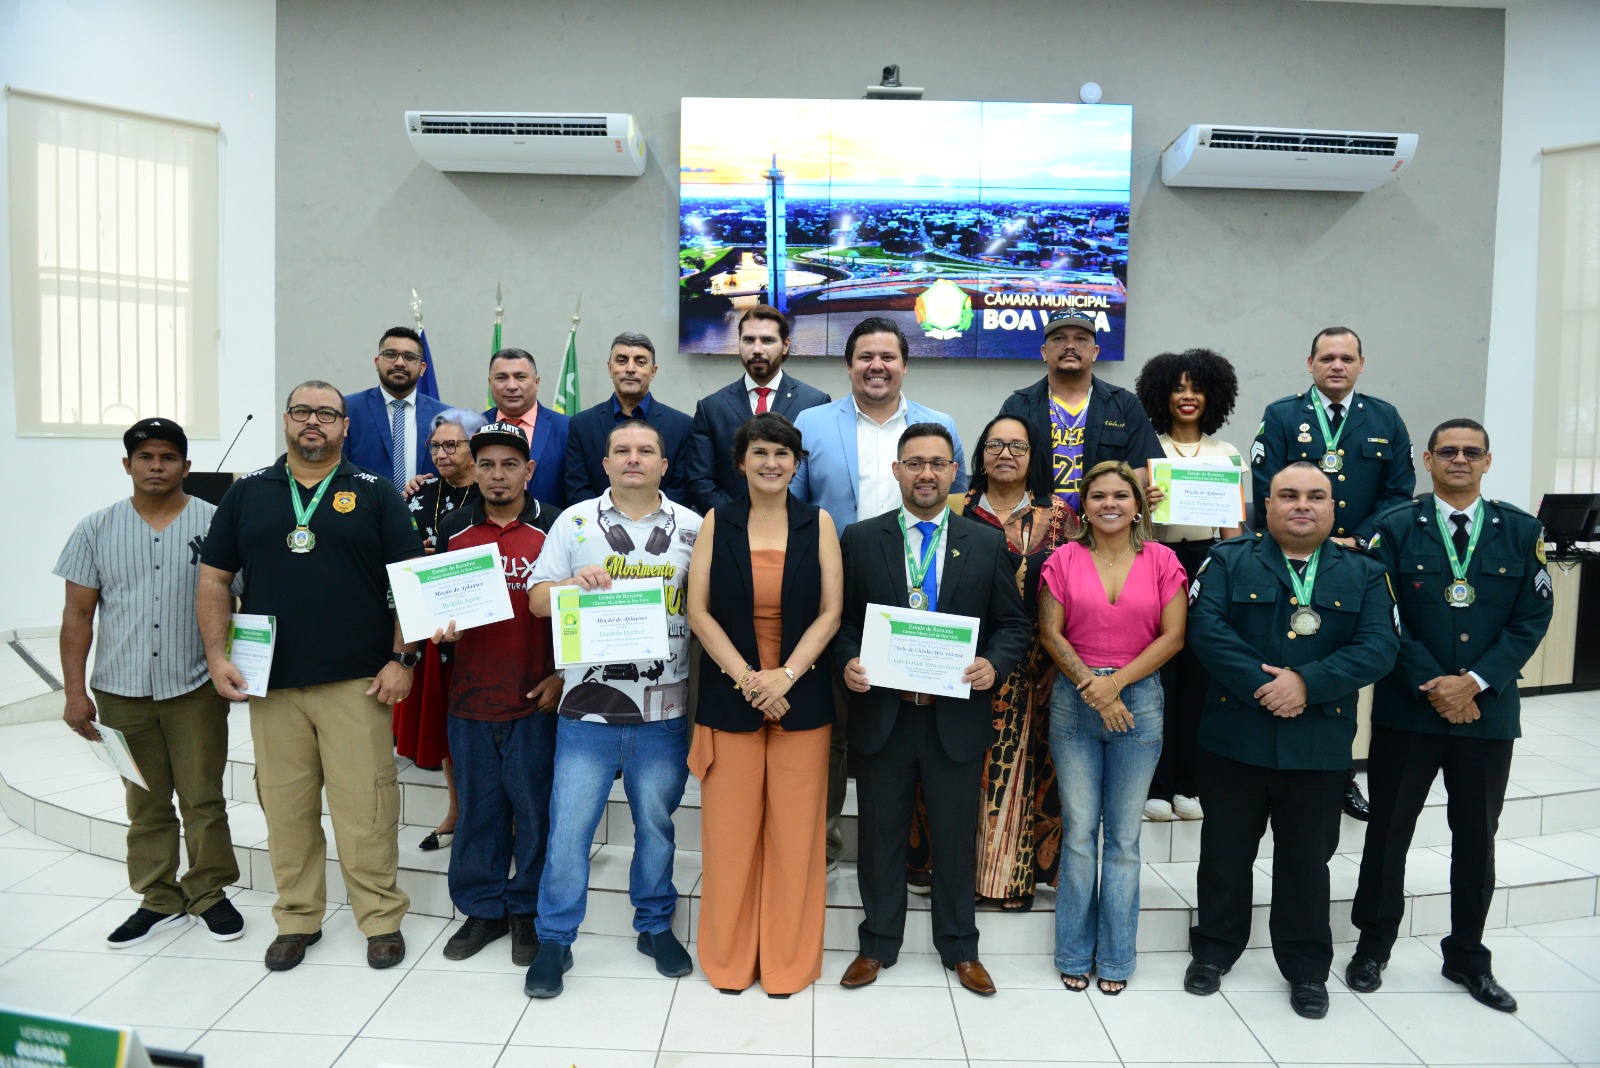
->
[1173,795,1204,820]
[1144,799,1175,822]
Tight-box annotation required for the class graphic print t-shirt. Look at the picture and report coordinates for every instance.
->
[1050,395,1089,513]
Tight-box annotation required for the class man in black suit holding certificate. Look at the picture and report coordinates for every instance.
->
[833,422,1031,997]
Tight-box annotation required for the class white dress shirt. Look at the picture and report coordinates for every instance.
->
[855,395,909,521]
[388,388,417,483]
[742,369,786,413]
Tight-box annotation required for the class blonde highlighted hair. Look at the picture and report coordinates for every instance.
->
[1069,460,1151,551]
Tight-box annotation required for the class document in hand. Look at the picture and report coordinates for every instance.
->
[1148,457,1244,528]
[859,603,982,699]
[87,722,148,790]
[551,577,670,668]
[387,544,515,644]
[226,613,275,698]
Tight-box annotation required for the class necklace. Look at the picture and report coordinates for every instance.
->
[1169,437,1202,457]
[1093,543,1133,568]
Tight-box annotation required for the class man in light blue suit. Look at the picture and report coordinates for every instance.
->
[790,315,966,869]
[791,316,967,530]
[344,326,453,489]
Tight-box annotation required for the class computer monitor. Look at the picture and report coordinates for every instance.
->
[1537,492,1600,555]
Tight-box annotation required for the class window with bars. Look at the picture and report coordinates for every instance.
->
[7,88,219,437]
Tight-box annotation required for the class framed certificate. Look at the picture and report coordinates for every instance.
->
[387,544,515,644]
[551,577,671,668]
[859,602,981,699]
[1148,457,1245,528]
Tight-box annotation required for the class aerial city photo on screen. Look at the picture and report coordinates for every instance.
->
[679,98,1133,360]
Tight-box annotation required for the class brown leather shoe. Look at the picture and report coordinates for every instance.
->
[264,930,321,971]
[840,954,891,988]
[949,959,996,996]
[366,931,406,969]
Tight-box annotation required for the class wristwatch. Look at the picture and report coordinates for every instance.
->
[389,650,422,669]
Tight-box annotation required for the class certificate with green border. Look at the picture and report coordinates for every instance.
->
[859,602,981,698]
[552,577,670,668]
[1147,457,1244,527]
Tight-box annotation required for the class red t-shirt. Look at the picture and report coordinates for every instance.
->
[443,511,555,721]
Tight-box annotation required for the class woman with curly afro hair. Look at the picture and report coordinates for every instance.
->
[1132,348,1243,823]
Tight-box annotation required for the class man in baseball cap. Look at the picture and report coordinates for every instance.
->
[123,417,189,458]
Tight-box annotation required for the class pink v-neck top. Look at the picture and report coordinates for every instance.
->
[1040,541,1187,667]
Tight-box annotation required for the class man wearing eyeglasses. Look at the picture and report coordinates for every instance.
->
[833,423,1030,997]
[1347,419,1552,1014]
[345,326,453,491]
[197,381,426,972]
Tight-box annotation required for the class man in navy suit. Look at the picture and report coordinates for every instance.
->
[564,332,694,507]
[790,316,967,870]
[344,327,452,489]
[484,347,571,509]
[833,423,1030,997]
[683,305,831,514]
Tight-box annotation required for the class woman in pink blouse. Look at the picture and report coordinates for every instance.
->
[1039,461,1187,994]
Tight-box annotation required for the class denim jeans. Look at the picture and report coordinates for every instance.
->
[1049,669,1164,980]
[535,715,690,945]
[446,712,558,919]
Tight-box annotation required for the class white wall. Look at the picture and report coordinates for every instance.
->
[1484,0,1600,508]
[0,0,277,627]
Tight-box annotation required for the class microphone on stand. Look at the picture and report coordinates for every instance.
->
[185,414,253,505]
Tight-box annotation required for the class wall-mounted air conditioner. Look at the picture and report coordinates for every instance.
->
[1161,125,1419,192]
[404,111,646,176]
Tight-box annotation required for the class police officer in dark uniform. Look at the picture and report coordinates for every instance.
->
[1346,419,1553,1013]
[1250,325,1415,819]
[1182,461,1400,1019]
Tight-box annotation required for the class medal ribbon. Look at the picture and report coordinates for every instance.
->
[898,510,946,603]
[1434,498,1484,583]
[289,469,338,529]
[1311,398,1345,454]
[1281,546,1322,609]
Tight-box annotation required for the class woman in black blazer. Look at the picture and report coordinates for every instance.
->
[687,411,843,997]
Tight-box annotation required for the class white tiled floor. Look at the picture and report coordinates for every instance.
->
[2,678,1600,1064]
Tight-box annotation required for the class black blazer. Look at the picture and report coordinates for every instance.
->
[833,510,1032,762]
[695,495,832,732]
[683,374,832,514]
[999,375,1164,497]
[564,395,695,508]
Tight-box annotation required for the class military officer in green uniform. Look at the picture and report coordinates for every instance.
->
[1182,461,1400,1020]
[1250,325,1415,820]
[1346,419,1553,1013]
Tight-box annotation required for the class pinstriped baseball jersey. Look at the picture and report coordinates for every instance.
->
[53,496,215,700]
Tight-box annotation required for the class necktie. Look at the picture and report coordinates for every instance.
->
[754,386,773,414]
[1451,513,1471,558]
[389,399,407,491]
[914,520,939,612]
[1289,558,1308,577]
[1328,401,1344,434]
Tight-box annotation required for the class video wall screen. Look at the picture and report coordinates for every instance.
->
[678,98,1132,360]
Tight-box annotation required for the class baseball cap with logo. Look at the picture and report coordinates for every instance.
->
[470,421,530,459]
[123,418,189,457]
[1042,309,1099,340]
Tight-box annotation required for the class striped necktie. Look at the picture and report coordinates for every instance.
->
[390,399,407,491]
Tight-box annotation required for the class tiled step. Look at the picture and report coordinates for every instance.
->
[5,702,1600,951]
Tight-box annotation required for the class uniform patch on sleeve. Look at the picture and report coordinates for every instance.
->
[1188,576,1202,606]
[1536,535,1547,566]
[1368,532,1382,551]
[1250,439,1265,465]
[1535,568,1553,600]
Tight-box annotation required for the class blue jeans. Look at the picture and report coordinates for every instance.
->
[535,715,690,945]
[446,712,558,919]
[1049,670,1163,980]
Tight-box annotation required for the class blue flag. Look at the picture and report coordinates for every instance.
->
[417,327,441,400]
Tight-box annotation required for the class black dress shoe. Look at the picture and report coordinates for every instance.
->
[1442,967,1518,1012]
[1183,958,1229,996]
[1290,980,1329,1019]
[1345,955,1386,993]
[1343,779,1371,821]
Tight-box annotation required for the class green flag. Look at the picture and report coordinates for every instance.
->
[553,324,580,415]
[486,317,502,410]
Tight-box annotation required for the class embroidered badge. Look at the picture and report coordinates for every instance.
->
[333,491,356,513]
[1534,569,1553,600]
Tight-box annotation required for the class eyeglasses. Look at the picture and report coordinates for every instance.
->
[983,440,1031,456]
[898,459,954,474]
[379,349,424,365]
[286,405,345,424]
[428,440,465,454]
[1433,446,1487,462]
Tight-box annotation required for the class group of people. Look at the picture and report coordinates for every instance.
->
[54,304,1554,1024]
